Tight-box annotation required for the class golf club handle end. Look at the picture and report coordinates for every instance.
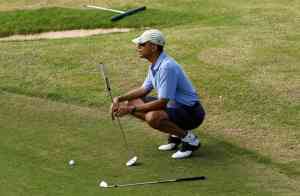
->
[176,176,206,182]
[111,6,146,21]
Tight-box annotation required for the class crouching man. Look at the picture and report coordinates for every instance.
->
[111,29,205,159]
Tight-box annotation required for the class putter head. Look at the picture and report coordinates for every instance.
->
[126,156,138,167]
[99,181,108,188]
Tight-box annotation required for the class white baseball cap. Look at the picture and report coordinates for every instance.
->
[132,29,165,46]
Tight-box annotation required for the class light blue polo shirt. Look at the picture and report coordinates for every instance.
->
[142,52,200,107]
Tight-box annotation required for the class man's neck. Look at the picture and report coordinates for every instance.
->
[147,52,162,64]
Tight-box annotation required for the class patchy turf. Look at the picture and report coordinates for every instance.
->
[0,92,299,196]
[0,0,299,196]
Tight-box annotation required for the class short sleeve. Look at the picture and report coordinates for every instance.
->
[142,69,153,91]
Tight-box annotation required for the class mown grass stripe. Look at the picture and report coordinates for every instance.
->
[0,7,241,37]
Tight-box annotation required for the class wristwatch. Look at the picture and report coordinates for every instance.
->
[131,106,137,114]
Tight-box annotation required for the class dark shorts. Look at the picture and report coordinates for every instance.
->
[142,96,206,130]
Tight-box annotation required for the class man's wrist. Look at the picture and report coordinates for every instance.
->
[119,95,131,102]
[118,96,125,102]
[130,106,137,114]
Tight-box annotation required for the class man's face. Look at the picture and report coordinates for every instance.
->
[137,42,156,59]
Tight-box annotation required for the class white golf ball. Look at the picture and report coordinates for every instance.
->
[68,160,75,166]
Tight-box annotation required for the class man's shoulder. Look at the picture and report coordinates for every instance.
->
[161,55,179,69]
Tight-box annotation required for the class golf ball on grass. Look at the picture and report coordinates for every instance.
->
[68,160,75,166]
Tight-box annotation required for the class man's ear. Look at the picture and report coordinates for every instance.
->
[152,44,158,52]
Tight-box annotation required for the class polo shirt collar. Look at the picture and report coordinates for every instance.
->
[151,52,167,71]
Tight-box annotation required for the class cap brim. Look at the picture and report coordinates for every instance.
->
[132,36,148,45]
[132,37,141,45]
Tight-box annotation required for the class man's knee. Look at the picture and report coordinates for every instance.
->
[145,111,166,129]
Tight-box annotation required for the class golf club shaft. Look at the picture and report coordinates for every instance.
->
[97,64,131,155]
[85,5,125,14]
[107,176,206,188]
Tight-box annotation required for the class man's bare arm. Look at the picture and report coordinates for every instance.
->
[118,87,151,102]
[133,98,168,113]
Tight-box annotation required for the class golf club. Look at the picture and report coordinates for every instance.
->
[84,5,146,21]
[97,63,138,167]
[99,176,206,188]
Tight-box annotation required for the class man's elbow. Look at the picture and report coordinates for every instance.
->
[141,87,152,96]
[158,98,169,108]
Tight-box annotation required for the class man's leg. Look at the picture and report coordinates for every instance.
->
[126,98,146,121]
[145,111,187,138]
[127,98,187,138]
[127,98,201,159]
[144,110,201,158]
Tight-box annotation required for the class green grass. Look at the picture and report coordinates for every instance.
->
[0,0,300,195]
[0,93,297,196]
[0,5,240,37]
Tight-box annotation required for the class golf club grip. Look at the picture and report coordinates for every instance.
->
[105,77,111,91]
[98,64,113,102]
[98,63,109,90]
[111,6,146,21]
[176,176,206,182]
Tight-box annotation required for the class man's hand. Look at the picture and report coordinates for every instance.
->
[110,97,136,119]
[110,96,121,120]
[114,105,133,117]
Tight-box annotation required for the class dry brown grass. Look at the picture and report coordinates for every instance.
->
[199,47,252,67]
